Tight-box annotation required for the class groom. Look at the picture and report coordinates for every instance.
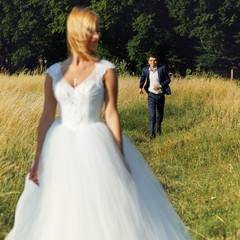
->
[139,56,171,139]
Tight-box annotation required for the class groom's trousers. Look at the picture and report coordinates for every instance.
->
[148,92,165,136]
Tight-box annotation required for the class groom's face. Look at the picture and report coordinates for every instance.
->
[148,57,157,69]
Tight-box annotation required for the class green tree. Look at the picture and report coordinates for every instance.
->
[127,0,176,72]
[0,0,19,72]
[89,0,135,67]
[0,0,91,73]
[166,0,240,74]
[90,0,189,74]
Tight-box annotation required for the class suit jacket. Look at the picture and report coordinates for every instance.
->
[139,65,171,95]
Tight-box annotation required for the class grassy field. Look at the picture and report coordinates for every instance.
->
[0,73,240,239]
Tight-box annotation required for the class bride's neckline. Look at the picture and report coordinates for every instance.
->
[60,61,98,89]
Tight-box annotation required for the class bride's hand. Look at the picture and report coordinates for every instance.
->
[29,162,40,186]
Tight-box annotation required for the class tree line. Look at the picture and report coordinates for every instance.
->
[0,0,239,76]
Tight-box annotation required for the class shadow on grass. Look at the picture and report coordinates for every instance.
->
[0,222,9,240]
[120,101,206,137]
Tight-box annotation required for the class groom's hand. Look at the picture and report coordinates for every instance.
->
[153,85,162,91]
[139,88,143,94]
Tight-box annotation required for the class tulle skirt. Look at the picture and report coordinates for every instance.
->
[6,119,192,240]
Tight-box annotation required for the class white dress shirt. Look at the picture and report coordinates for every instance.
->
[148,67,163,94]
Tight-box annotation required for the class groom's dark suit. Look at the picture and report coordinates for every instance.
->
[139,65,171,137]
[140,65,171,95]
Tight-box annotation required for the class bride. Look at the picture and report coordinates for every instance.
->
[5,7,192,240]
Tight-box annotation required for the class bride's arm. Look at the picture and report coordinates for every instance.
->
[104,68,122,153]
[29,74,57,185]
[104,69,131,175]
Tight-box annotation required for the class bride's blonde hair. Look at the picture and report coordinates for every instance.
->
[67,7,99,62]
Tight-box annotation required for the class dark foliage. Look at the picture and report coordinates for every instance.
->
[0,0,239,76]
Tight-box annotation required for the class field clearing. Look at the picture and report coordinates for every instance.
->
[0,73,240,239]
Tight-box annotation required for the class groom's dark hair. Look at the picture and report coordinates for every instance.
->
[149,55,158,60]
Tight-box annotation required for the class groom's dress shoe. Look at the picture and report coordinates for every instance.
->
[156,127,161,136]
[150,132,156,140]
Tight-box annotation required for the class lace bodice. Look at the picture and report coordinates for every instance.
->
[45,60,115,127]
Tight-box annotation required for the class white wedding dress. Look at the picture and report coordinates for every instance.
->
[6,60,192,240]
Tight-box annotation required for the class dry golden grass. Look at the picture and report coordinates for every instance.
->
[0,73,240,239]
[0,73,44,238]
[118,74,240,239]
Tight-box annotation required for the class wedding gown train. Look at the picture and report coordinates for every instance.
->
[5,60,192,240]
